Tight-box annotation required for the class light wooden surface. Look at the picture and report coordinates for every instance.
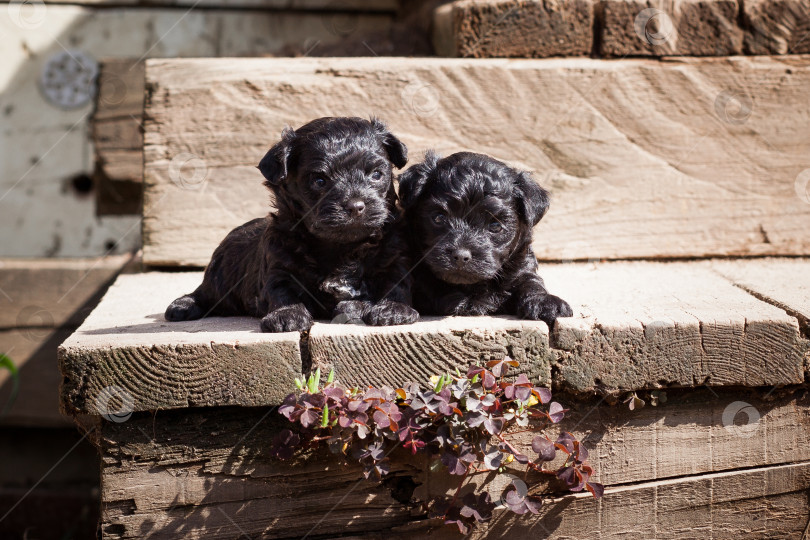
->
[142,56,810,267]
[711,257,810,330]
[58,273,301,417]
[59,260,809,415]
[542,261,806,392]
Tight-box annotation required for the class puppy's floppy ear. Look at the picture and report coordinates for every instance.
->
[371,118,408,169]
[398,150,439,209]
[257,127,295,187]
[514,171,550,226]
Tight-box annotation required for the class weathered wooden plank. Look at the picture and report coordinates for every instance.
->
[542,261,805,392]
[142,56,810,267]
[39,0,398,10]
[432,0,594,58]
[99,407,420,540]
[743,0,810,54]
[0,255,131,329]
[309,316,552,388]
[97,393,810,539]
[711,258,810,334]
[412,462,810,539]
[58,273,302,416]
[427,388,810,497]
[60,262,808,417]
[600,0,743,57]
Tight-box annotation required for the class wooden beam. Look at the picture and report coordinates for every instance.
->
[141,56,810,267]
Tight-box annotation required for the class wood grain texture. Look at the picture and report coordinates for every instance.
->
[96,393,810,539]
[600,0,743,57]
[58,273,301,416]
[432,0,594,58]
[0,256,130,329]
[710,258,810,333]
[142,56,810,267]
[411,462,810,539]
[60,261,808,417]
[743,0,810,54]
[541,261,806,392]
[310,316,552,388]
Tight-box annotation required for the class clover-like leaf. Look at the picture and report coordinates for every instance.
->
[532,435,557,462]
[548,401,567,423]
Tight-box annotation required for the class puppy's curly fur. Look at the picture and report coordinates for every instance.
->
[165,117,419,332]
[398,151,573,326]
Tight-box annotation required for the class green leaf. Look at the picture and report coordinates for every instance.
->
[327,369,335,384]
[471,374,480,384]
[321,404,329,427]
[294,377,304,390]
[0,354,19,417]
[434,374,446,393]
[311,367,321,393]
[455,367,462,378]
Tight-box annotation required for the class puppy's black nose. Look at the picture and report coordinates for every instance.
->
[452,248,472,265]
[346,199,366,217]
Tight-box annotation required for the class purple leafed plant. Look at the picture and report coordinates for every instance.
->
[272,357,603,534]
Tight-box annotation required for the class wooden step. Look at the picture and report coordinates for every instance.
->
[142,56,810,267]
[433,0,810,57]
[58,259,809,417]
[97,392,810,539]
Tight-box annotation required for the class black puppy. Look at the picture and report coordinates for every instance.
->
[165,117,419,332]
[398,151,573,326]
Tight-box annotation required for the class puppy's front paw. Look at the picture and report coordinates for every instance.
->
[261,304,313,333]
[517,294,573,326]
[165,295,204,321]
[364,300,419,326]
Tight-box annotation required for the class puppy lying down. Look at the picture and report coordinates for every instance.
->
[165,117,419,332]
[398,151,573,326]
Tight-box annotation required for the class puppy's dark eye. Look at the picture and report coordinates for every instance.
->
[312,177,326,189]
[488,221,503,233]
[432,214,446,225]
[370,171,383,181]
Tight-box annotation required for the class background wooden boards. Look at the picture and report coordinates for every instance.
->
[142,56,810,267]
